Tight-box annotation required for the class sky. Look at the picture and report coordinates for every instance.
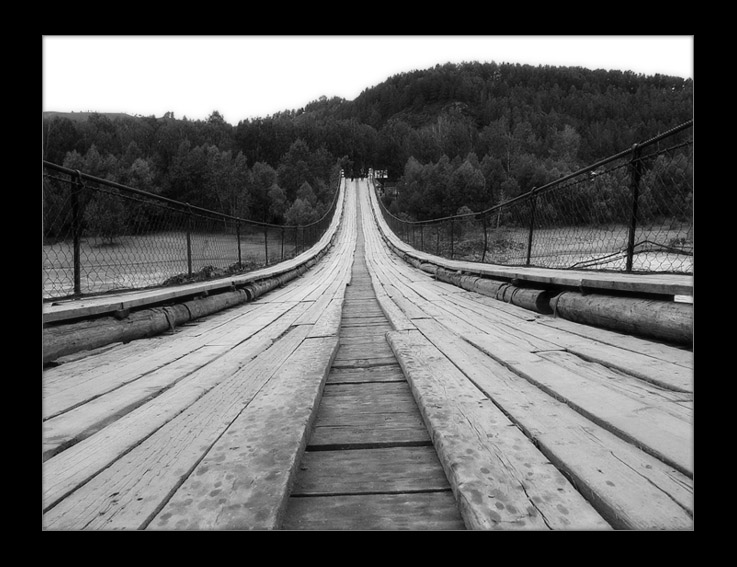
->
[42,35,694,126]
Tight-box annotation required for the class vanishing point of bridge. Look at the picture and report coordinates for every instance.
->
[42,177,693,530]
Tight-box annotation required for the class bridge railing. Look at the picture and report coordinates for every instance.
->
[43,161,342,300]
[373,120,693,274]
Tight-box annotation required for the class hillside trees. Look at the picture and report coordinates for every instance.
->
[43,61,692,228]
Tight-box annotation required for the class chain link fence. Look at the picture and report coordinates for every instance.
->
[376,121,693,274]
[43,162,341,300]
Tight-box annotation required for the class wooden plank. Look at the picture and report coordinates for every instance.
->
[369,287,416,331]
[326,365,406,384]
[42,325,311,516]
[458,288,693,370]
[463,332,693,477]
[308,420,430,448]
[338,334,391,346]
[43,298,311,457]
[282,492,465,530]
[147,336,338,531]
[291,446,450,495]
[537,350,692,420]
[339,325,392,339]
[331,357,397,368]
[413,317,693,529]
[307,297,345,339]
[387,328,611,530]
[311,386,423,420]
[42,301,306,419]
[321,381,413,398]
[43,301,310,421]
[314,382,429,444]
[42,344,229,459]
[308,404,418,429]
[409,283,693,394]
[538,316,693,368]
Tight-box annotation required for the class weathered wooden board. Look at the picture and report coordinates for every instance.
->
[147,336,338,530]
[291,446,450,495]
[307,421,431,449]
[306,297,345,339]
[364,217,693,395]
[387,328,611,531]
[413,317,693,529]
[43,300,314,459]
[43,300,309,419]
[280,186,464,530]
[325,365,406,384]
[538,316,693,368]
[314,390,420,419]
[282,492,465,530]
[42,344,229,459]
[463,332,693,477]
[42,325,312,518]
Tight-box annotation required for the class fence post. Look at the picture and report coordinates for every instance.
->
[71,170,83,295]
[482,214,488,263]
[236,221,242,267]
[420,224,424,252]
[450,217,454,259]
[626,144,643,273]
[264,226,269,266]
[526,190,537,266]
[186,212,193,277]
[281,227,285,261]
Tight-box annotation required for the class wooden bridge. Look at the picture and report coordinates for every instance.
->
[42,178,693,530]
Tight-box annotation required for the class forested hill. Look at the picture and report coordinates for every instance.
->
[335,61,692,167]
[43,61,693,222]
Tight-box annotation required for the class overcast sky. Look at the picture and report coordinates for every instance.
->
[42,35,694,125]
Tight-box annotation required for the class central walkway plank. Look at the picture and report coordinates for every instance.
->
[281,191,465,530]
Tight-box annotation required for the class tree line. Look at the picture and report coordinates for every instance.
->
[43,61,693,226]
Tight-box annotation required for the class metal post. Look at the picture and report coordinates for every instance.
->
[450,218,454,259]
[526,191,537,266]
[236,221,242,267]
[482,214,488,263]
[186,220,193,276]
[420,224,424,252]
[71,170,83,295]
[626,144,643,273]
[281,227,285,261]
[264,226,269,266]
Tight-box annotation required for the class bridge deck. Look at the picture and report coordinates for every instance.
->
[42,179,693,530]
